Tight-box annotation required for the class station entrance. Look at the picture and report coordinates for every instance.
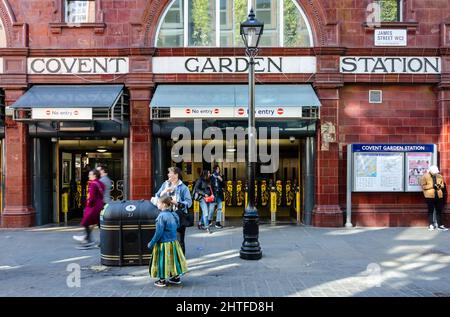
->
[152,121,316,224]
[57,139,125,223]
[150,84,320,224]
[177,138,303,222]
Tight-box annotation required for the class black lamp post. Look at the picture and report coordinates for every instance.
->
[239,9,263,260]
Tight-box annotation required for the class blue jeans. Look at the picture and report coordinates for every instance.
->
[210,197,223,223]
[200,199,213,227]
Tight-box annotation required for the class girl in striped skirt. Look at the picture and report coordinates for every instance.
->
[148,194,188,287]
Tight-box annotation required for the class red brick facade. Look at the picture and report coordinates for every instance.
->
[0,0,449,227]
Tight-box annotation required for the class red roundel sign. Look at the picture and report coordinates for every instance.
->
[74,110,79,115]
[214,108,219,114]
[238,108,245,116]
[46,110,51,116]
[185,108,191,114]
[277,108,284,115]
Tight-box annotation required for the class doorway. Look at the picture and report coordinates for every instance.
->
[57,139,125,223]
[166,138,303,222]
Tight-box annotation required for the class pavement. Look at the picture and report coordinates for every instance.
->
[1,223,450,297]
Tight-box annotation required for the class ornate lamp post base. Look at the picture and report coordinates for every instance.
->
[240,206,262,260]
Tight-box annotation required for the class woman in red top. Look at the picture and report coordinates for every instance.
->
[73,169,105,247]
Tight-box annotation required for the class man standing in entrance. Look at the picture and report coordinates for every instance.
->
[97,165,112,204]
[420,165,448,231]
[211,165,225,229]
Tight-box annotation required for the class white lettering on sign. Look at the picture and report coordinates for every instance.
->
[32,108,93,120]
[234,107,302,118]
[169,107,302,119]
[152,57,317,74]
[170,107,235,118]
[374,29,407,46]
[0,58,3,73]
[28,57,129,75]
[340,57,441,74]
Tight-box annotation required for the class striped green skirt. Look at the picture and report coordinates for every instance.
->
[149,240,188,279]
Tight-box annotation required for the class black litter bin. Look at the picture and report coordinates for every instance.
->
[100,200,159,266]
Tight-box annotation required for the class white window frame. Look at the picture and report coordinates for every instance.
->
[252,0,277,29]
[162,0,184,29]
[155,0,314,48]
[378,0,403,22]
[65,0,94,24]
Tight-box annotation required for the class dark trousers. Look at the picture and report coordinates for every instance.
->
[426,198,443,226]
[177,226,186,255]
[84,226,92,242]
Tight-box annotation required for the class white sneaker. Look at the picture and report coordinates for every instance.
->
[437,225,448,231]
[428,225,435,231]
[73,235,87,242]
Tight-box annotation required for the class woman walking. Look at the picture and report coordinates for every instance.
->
[193,169,215,233]
[73,169,105,248]
[148,194,188,287]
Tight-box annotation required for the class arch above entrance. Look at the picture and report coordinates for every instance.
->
[142,0,330,48]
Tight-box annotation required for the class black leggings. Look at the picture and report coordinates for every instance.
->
[426,198,443,226]
[177,226,186,255]
[84,226,92,242]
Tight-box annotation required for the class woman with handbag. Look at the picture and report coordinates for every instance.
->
[155,167,193,254]
[193,170,215,233]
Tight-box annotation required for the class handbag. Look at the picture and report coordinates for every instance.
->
[203,186,215,203]
[175,208,194,227]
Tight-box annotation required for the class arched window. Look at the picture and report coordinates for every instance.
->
[156,0,313,48]
[0,19,6,47]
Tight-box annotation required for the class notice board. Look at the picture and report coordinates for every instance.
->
[351,144,436,193]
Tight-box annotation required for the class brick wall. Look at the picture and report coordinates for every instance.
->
[339,84,440,226]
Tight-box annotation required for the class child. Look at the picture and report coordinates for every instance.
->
[148,194,188,287]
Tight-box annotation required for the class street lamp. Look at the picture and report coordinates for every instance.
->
[240,9,263,260]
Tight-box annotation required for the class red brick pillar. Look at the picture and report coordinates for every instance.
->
[129,87,152,200]
[312,87,343,227]
[1,89,35,228]
[438,86,450,226]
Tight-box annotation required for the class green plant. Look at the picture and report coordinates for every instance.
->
[234,0,248,46]
[191,0,213,46]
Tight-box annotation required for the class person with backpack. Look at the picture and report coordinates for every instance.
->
[210,165,225,228]
[148,194,188,287]
[193,169,215,233]
[420,165,448,231]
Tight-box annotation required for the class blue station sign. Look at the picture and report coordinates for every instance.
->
[352,144,434,153]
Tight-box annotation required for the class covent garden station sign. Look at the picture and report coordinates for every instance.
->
[0,55,441,75]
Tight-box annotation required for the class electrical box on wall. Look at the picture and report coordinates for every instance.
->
[369,90,383,104]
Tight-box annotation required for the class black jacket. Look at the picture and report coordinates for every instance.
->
[210,174,225,200]
[193,178,212,198]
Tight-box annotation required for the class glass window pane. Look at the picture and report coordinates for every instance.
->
[233,0,248,47]
[255,0,278,46]
[220,0,233,47]
[283,0,311,47]
[66,0,95,23]
[157,0,184,47]
[379,0,400,22]
[188,0,216,47]
[256,0,271,9]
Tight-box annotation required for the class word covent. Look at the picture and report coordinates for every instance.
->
[28,57,129,74]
